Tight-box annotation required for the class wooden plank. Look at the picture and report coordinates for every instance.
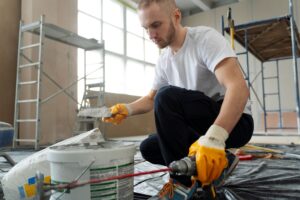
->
[227,17,300,62]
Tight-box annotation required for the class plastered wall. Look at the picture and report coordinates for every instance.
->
[20,0,78,145]
[182,0,300,131]
[0,0,21,124]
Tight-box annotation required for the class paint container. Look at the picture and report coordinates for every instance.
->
[47,141,136,200]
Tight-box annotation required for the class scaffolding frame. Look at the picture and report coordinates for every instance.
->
[14,15,105,150]
[222,0,300,133]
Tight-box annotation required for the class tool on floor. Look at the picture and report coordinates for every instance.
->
[236,154,254,161]
[243,144,300,160]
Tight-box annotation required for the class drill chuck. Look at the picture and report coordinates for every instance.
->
[169,156,218,199]
[169,156,197,176]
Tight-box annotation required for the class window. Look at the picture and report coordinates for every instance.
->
[78,0,159,99]
[103,0,123,28]
[105,54,125,93]
[127,33,143,60]
[103,23,124,54]
[126,8,143,36]
[145,40,159,63]
[78,12,101,41]
[78,0,101,19]
[145,65,155,91]
[126,60,145,96]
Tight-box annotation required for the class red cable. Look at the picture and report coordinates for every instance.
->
[55,168,171,190]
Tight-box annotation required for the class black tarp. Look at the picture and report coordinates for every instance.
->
[134,144,300,200]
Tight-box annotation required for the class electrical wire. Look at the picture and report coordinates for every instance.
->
[50,160,95,199]
[45,168,171,192]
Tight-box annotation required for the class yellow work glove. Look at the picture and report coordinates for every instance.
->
[188,124,229,186]
[102,103,132,125]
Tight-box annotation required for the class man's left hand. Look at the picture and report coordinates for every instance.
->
[188,124,229,186]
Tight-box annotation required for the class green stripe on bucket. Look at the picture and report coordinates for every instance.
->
[90,162,133,171]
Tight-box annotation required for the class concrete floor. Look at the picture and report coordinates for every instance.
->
[251,130,300,144]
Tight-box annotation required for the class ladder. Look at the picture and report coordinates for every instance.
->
[13,16,45,150]
[261,61,283,131]
[75,49,105,134]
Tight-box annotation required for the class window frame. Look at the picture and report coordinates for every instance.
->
[77,0,158,96]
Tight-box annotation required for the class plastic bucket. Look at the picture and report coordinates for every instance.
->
[47,141,136,200]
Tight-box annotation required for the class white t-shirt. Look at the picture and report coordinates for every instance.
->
[152,26,251,114]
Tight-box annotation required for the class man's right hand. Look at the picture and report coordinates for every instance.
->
[102,104,130,125]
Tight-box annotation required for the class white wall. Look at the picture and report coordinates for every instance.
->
[182,0,300,130]
[21,0,78,144]
[0,0,20,124]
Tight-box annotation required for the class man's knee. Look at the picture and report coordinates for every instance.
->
[226,114,254,148]
[139,138,150,160]
[140,135,165,165]
[140,136,159,162]
[154,86,180,110]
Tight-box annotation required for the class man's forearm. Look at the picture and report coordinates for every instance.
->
[128,90,156,116]
[214,57,250,134]
[214,84,249,133]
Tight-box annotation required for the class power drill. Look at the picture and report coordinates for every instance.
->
[169,156,217,200]
[169,156,197,176]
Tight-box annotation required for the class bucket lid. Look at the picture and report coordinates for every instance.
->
[47,141,136,164]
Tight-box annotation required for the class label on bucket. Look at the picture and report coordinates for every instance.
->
[90,162,134,200]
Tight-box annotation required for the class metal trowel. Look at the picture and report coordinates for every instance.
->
[77,106,112,118]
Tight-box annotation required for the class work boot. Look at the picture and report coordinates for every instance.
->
[213,150,239,187]
[148,178,198,200]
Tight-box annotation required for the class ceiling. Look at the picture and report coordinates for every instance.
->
[175,0,242,16]
[128,0,244,16]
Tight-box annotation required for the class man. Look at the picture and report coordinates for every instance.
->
[104,0,254,199]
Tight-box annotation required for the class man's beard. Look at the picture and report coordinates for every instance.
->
[157,21,175,49]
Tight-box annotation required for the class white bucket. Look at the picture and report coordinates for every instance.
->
[47,141,136,200]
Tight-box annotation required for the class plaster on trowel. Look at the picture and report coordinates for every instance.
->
[77,106,112,118]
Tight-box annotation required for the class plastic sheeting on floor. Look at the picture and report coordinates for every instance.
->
[1,143,300,200]
[134,144,300,200]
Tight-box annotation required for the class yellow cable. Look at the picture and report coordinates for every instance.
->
[243,144,283,154]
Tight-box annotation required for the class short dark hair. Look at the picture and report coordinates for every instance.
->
[138,0,177,14]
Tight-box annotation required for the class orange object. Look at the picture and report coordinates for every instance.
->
[238,154,253,160]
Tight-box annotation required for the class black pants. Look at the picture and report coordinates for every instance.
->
[140,86,254,186]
